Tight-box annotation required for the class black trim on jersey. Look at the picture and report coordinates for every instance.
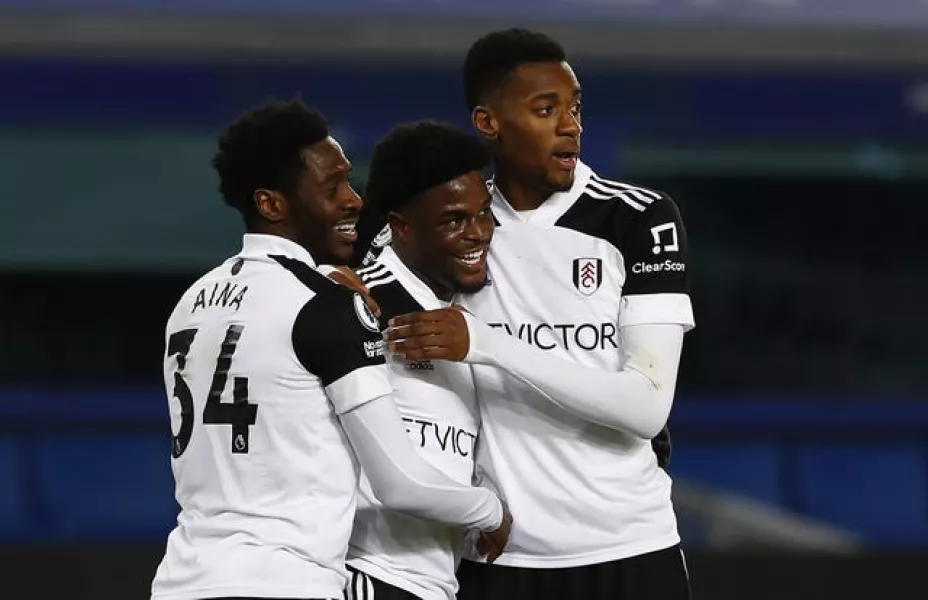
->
[366,272,425,326]
[272,254,387,387]
[270,254,337,292]
[362,270,395,289]
[555,191,690,296]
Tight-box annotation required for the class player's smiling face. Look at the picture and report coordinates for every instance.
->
[393,170,494,299]
[291,136,362,265]
[493,61,582,192]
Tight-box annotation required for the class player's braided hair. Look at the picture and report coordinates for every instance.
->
[365,120,490,215]
[462,28,567,111]
[212,98,329,226]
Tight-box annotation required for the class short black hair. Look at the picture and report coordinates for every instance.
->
[463,28,567,111]
[212,98,330,225]
[366,120,490,215]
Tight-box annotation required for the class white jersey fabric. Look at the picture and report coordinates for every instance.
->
[347,246,480,600]
[152,234,392,600]
[457,161,695,568]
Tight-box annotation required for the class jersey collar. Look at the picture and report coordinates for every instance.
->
[489,160,593,227]
[376,246,449,311]
[239,233,318,268]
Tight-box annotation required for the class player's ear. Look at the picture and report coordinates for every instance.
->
[254,189,287,222]
[472,105,498,141]
[387,211,411,245]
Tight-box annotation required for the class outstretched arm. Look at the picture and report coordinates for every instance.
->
[386,309,683,439]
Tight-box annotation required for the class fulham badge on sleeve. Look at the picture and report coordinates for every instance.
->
[353,293,380,333]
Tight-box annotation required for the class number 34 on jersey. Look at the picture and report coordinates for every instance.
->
[166,324,258,457]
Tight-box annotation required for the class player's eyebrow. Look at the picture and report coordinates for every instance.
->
[529,91,560,103]
[529,87,581,103]
[440,205,469,217]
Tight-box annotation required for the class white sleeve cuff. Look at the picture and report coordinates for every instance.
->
[325,364,393,415]
[620,293,695,331]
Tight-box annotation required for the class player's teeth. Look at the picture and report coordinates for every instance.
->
[459,250,483,265]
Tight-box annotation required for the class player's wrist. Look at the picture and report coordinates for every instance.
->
[460,311,499,366]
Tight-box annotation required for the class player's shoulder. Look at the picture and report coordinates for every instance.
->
[355,259,423,322]
[290,276,381,367]
[168,254,334,334]
[582,171,677,219]
[289,266,386,380]
[266,253,338,296]
[556,170,681,247]
[356,259,396,289]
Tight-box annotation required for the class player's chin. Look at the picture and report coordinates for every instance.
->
[452,267,489,294]
[545,168,575,192]
[326,238,355,265]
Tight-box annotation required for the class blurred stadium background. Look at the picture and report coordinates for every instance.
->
[2,1,928,598]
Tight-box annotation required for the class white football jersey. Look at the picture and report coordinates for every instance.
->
[457,161,695,568]
[151,234,391,600]
[346,247,479,600]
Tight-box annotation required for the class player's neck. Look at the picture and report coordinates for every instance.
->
[494,169,551,212]
[392,245,455,302]
[250,225,318,261]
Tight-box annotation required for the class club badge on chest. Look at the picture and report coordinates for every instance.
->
[572,257,603,296]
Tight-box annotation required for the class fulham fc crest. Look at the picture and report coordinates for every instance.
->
[572,258,602,296]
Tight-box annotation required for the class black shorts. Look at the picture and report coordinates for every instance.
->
[345,565,421,600]
[456,544,691,600]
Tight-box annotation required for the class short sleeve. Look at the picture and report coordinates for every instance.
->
[618,194,695,330]
[292,286,392,414]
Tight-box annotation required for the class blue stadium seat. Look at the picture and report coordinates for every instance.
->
[36,435,177,541]
[0,436,29,537]
[793,443,928,544]
[669,442,783,505]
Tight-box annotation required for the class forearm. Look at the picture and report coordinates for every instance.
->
[464,315,684,439]
[339,394,502,532]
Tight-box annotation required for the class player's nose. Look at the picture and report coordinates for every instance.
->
[465,215,492,243]
[342,184,363,212]
[558,110,582,137]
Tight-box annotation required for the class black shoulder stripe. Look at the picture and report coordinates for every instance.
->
[591,175,661,201]
[269,254,335,292]
[583,184,647,212]
[359,263,389,283]
[364,271,397,289]
[356,263,386,276]
[369,279,425,323]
